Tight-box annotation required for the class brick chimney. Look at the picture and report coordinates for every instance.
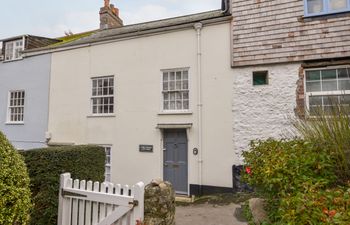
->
[100,0,123,30]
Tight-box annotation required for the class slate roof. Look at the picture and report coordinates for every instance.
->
[25,10,231,54]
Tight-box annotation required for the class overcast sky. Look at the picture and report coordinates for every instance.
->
[0,0,221,40]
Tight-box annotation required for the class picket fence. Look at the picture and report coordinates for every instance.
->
[58,173,144,225]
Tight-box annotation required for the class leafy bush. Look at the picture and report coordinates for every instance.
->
[243,139,336,196]
[21,145,105,225]
[0,131,32,225]
[292,105,350,182]
[242,139,350,224]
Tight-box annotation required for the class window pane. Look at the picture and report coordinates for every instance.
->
[183,80,189,90]
[164,93,169,101]
[176,71,182,80]
[306,70,320,81]
[170,93,175,101]
[323,95,339,105]
[164,101,169,110]
[338,68,350,79]
[307,0,324,14]
[183,100,189,110]
[163,72,168,81]
[170,72,175,81]
[176,81,182,90]
[176,101,182,110]
[170,101,175,110]
[329,0,347,10]
[163,82,169,91]
[183,92,189,100]
[322,80,337,91]
[306,81,321,92]
[176,92,182,100]
[183,71,188,80]
[169,81,175,90]
[309,96,322,106]
[339,80,350,90]
[321,69,336,80]
[339,95,350,105]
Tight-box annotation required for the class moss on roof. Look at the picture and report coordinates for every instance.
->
[49,31,96,47]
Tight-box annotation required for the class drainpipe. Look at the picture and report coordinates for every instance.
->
[194,22,203,195]
[221,0,230,14]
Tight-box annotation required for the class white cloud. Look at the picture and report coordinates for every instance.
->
[32,11,99,38]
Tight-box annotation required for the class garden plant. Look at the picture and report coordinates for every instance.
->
[243,105,350,224]
[0,131,32,225]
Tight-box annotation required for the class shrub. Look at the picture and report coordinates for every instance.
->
[243,139,337,196]
[21,145,105,225]
[292,105,350,182]
[242,139,344,224]
[0,131,32,225]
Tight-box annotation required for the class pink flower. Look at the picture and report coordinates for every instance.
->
[245,167,252,175]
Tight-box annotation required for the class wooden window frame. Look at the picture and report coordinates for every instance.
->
[7,90,25,124]
[305,66,350,115]
[304,0,350,17]
[4,38,24,61]
[161,68,190,113]
[91,76,115,116]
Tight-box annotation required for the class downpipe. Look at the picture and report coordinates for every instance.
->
[194,22,203,195]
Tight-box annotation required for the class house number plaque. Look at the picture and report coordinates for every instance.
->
[139,145,153,152]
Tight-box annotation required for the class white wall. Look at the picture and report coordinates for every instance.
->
[49,22,235,190]
[232,63,300,161]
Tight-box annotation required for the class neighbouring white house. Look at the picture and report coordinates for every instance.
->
[25,0,235,195]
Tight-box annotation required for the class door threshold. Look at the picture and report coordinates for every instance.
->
[175,195,195,203]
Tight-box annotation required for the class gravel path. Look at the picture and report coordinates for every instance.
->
[176,203,247,225]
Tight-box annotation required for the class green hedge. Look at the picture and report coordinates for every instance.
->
[0,131,32,225]
[21,145,105,225]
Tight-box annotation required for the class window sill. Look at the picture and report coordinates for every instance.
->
[158,111,193,115]
[303,10,350,19]
[5,122,24,125]
[87,114,116,118]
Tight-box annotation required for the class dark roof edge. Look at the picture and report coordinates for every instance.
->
[0,35,59,42]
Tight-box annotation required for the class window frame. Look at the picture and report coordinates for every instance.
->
[90,75,115,116]
[304,66,350,115]
[252,71,269,86]
[160,68,190,113]
[103,145,112,183]
[6,90,25,124]
[4,38,24,62]
[304,0,350,17]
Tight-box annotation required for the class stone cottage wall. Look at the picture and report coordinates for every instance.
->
[232,63,300,160]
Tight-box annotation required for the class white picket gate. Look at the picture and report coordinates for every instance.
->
[58,173,144,225]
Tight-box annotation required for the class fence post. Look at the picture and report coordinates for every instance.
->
[57,173,71,225]
[133,182,145,223]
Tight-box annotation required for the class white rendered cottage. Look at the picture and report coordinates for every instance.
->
[25,1,236,195]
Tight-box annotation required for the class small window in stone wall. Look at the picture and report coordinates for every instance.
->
[253,71,268,86]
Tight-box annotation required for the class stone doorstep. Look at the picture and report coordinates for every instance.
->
[175,195,195,203]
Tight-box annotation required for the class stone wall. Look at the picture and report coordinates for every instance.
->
[232,63,300,161]
[143,179,175,225]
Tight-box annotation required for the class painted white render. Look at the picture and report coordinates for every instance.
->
[48,21,235,191]
[232,63,300,161]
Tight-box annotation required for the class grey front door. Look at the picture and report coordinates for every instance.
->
[163,129,188,194]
